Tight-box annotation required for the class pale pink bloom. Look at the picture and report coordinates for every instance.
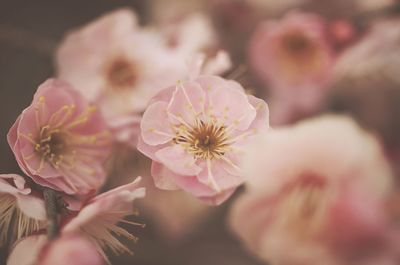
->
[229,115,397,265]
[7,235,103,265]
[7,79,111,195]
[56,9,229,146]
[56,9,183,143]
[138,75,269,205]
[61,177,145,261]
[0,174,46,246]
[249,11,335,124]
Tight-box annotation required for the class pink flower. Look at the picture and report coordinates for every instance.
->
[7,235,103,265]
[229,115,397,265]
[56,9,229,146]
[7,79,111,195]
[56,9,182,144]
[0,174,46,246]
[138,75,269,205]
[249,11,335,124]
[61,177,145,261]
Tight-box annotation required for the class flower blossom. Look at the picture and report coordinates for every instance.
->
[249,11,335,124]
[229,115,398,265]
[7,235,103,265]
[0,174,46,246]
[56,9,230,146]
[7,79,111,195]
[61,177,145,261]
[138,75,269,205]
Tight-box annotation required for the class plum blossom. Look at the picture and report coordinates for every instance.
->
[249,11,335,124]
[61,177,145,261]
[7,79,111,195]
[0,174,46,246]
[7,235,103,265]
[229,115,398,265]
[138,75,269,205]
[56,9,230,146]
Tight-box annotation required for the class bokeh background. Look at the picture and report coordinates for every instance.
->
[1,0,400,264]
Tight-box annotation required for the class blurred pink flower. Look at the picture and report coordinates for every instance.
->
[138,75,269,205]
[0,174,46,246]
[229,115,398,265]
[7,235,103,265]
[249,11,335,125]
[7,79,111,195]
[62,177,145,261]
[56,9,230,146]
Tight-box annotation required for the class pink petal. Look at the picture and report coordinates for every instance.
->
[198,76,256,130]
[155,145,202,176]
[15,193,46,220]
[40,236,104,265]
[198,187,236,205]
[0,174,30,195]
[141,101,174,145]
[7,235,47,265]
[151,162,180,190]
[167,81,206,126]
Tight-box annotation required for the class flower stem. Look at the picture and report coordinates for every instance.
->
[43,188,60,240]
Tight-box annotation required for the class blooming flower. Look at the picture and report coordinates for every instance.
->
[249,11,335,124]
[138,75,269,205]
[0,174,46,246]
[61,177,145,261]
[7,235,103,265]
[229,115,397,265]
[56,9,229,146]
[7,79,111,195]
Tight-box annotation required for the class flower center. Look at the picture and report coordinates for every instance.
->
[35,127,67,168]
[173,120,230,160]
[279,174,328,237]
[106,58,137,90]
[282,31,314,57]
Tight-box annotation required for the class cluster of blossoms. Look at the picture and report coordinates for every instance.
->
[2,79,146,265]
[2,1,400,265]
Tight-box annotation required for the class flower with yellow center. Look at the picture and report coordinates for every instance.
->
[8,79,111,195]
[138,75,269,205]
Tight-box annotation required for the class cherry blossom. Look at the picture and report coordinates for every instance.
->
[249,11,335,124]
[138,75,269,205]
[56,9,230,146]
[8,79,111,195]
[229,115,398,265]
[61,177,145,261]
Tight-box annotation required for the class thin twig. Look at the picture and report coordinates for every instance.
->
[43,188,60,240]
